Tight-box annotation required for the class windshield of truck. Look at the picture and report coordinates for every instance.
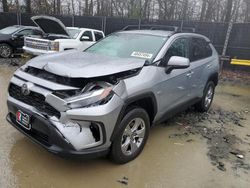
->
[67,28,81,39]
[85,33,167,62]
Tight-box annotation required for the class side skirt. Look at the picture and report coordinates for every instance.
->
[153,97,201,126]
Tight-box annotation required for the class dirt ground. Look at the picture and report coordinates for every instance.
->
[0,59,250,188]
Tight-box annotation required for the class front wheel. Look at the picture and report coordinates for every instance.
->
[195,81,215,112]
[110,108,150,164]
[0,43,13,58]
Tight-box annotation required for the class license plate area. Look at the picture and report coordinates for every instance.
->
[16,110,31,130]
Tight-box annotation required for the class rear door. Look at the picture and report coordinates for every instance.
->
[156,37,192,116]
[188,37,213,98]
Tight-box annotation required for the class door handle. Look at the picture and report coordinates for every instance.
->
[207,64,211,68]
[186,71,194,77]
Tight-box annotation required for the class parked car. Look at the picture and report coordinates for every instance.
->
[0,25,42,58]
[23,16,105,56]
[6,28,219,163]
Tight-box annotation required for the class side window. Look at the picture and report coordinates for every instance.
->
[190,38,212,62]
[204,43,213,58]
[94,31,104,41]
[80,31,93,41]
[16,29,34,36]
[162,38,188,66]
[33,29,43,36]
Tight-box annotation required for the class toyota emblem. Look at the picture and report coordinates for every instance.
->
[21,83,30,96]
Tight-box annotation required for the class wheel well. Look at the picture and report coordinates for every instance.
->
[0,42,13,47]
[110,95,157,141]
[208,72,218,86]
[124,97,156,124]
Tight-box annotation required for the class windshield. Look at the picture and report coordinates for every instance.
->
[86,33,167,62]
[67,28,81,39]
[0,26,20,34]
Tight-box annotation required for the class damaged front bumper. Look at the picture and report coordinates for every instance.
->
[6,112,109,158]
[6,71,125,158]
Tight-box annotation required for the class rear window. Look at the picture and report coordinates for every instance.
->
[190,37,212,62]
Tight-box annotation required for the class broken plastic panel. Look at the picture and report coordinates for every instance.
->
[50,117,103,150]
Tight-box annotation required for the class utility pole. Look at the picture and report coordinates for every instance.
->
[221,0,241,72]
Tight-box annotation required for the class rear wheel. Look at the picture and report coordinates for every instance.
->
[110,108,150,164]
[195,81,215,112]
[0,43,13,58]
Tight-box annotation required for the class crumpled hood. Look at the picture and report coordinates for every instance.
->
[26,50,145,78]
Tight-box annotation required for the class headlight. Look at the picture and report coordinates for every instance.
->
[49,41,59,51]
[65,83,113,109]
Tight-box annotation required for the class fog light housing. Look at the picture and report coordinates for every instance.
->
[90,123,101,142]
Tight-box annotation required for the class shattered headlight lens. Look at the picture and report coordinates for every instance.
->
[65,84,113,109]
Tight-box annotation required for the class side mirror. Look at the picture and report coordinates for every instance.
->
[80,36,90,41]
[165,56,190,74]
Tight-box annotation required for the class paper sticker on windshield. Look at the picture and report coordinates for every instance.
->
[131,52,153,59]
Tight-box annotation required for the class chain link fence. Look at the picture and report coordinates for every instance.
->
[0,12,250,71]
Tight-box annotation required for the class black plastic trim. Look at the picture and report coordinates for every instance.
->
[110,92,157,141]
[153,97,201,125]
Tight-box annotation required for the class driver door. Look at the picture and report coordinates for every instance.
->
[79,30,95,50]
[156,37,192,116]
[13,29,34,50]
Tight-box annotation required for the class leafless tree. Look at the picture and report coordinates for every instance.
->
[1,0,8,12]
[57,0,61,14]
[0,0,249,23]
[243,0,250,22]
[25,0,31,13]
[224,0,233,22]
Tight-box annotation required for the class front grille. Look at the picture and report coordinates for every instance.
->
[9,84,60,118]
[26,43,48,50]
[25,38,49,51]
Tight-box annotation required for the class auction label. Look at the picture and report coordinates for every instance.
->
[131,51,153,59]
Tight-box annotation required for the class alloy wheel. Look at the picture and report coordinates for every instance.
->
[205,86,214,108]
[0,45,12,58]
[121,118,146,156]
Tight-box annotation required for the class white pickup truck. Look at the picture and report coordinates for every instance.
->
[23,16,105,56]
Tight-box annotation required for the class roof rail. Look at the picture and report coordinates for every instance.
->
[178,27,196,33]
[122,25,178,32]
[122,24,196,33]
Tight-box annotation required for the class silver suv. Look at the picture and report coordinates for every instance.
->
[6,29,219,163]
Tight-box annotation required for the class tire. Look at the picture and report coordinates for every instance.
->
[110,108,150,164]
[0,43,13,58]
[195,81,215,112]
